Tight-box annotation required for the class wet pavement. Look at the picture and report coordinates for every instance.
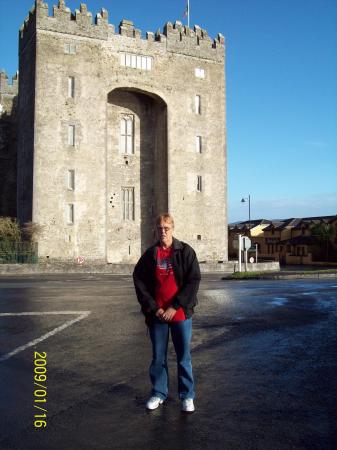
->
[0,274,336,450]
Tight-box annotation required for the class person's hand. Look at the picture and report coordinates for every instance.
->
[155,308,165,321]
[162,307,177,322]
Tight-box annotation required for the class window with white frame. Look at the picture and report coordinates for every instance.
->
[120,115,134,154]
[64,43,76,54]
[68,125,75,146]
[120,52,152,71]
[122,187,135,220]
[197,175,202,192]
[67,170,75,190]
[196,136,202,153]
[195,68,205,78]
[67,203,74,224]
[195,95,201,114]
[68,76,75,98]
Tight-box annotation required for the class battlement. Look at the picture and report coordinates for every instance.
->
[0,70,19,96]
[19,0,224,61]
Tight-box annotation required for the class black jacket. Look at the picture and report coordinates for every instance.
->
[133,238,201,324]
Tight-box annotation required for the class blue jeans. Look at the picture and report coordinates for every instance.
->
[149,318,194,400]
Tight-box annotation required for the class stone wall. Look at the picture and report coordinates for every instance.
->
[0,71,18,217]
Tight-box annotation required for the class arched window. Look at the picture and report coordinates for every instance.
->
[119,115,134,154]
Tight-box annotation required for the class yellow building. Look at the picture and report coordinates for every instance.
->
[228,215,337,265]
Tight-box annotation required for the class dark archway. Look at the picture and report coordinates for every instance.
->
[106,88,168,261]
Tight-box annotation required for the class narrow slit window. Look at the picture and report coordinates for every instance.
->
[68,76,75,98]
[122,187,135,220]
[67,170,75,190]
[67,204,74,224]
[196,136,202,153]
[68,125,75,146]
[197,175,202,192]
[195,95,201,114]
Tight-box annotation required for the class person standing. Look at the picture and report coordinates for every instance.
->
[133,213,201,412]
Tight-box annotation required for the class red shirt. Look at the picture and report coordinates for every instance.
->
[155,246,186,321]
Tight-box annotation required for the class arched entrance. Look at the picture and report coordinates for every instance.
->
[106,88,168,263]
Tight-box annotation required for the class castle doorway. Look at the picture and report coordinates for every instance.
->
[106,88,168,263]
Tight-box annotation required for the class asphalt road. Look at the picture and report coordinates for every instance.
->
[0,274,336,450]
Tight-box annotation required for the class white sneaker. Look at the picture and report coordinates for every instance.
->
[146,396,164,410]
[181,398,195,413]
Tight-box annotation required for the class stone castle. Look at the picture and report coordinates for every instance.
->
[0,0,227,264]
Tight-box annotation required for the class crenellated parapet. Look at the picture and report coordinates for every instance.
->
[0,70,18,116]
[163,21,224,60]
[0,70,19,96]
[19,0,224,61]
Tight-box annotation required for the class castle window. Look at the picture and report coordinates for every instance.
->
[196,136,202,153]
[197,175,202,192]
[120,115,134,154]
[67,204,74,224]
[68,125,75,146]
[67,170,75,190]
[195,68,205,78]
[122,187,135,220]
[64,43,76,54]
[195,95,201,114]
[68,77,75,98]
[120,52,153,71]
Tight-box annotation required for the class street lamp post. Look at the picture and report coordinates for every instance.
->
[241,194,251,230]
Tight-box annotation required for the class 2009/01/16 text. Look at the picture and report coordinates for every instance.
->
[33,351,47,428]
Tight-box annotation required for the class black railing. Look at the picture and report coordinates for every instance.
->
[0,241,38,264]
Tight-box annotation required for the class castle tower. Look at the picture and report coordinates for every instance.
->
[0,70,18,217]
[17,0,227,264]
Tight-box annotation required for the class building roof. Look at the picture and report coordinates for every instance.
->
[228,219,271,230]
[279,235,317,246]
[229,215,337,232]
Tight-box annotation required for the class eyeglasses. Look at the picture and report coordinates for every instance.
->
[156,226,172,233]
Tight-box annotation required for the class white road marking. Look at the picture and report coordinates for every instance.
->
[0,311,91,362]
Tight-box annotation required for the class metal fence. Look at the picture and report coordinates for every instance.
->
[0,241,38,264]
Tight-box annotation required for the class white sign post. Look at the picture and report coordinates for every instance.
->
[238,234,242,272]
[234,235,252,272]
[243,236,251,271]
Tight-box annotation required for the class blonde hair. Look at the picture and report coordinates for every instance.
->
[155,213,174,229]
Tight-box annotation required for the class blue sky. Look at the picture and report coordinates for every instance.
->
[1,0,336,222]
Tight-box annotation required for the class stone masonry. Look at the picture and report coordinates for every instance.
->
[14,0,227,264]
[0,70,18,217]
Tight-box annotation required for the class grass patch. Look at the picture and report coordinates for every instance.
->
[226,271,268,279]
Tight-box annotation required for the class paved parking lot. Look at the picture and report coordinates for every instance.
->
[0,274,336,449]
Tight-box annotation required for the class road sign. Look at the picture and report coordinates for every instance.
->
[242,236,251,251]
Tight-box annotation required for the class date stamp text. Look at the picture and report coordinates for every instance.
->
[33,351,47,428]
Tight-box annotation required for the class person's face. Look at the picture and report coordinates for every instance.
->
[156,220,173,248]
